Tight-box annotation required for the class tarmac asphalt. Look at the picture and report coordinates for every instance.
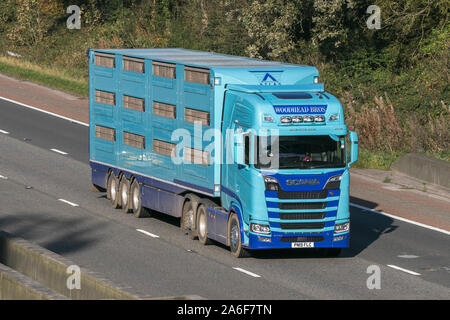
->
[0,77,449,299]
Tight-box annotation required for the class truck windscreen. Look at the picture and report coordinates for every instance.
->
[255,135,346,169]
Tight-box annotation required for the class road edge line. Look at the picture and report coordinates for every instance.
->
[350,203,450,236]
[0,96,89,127]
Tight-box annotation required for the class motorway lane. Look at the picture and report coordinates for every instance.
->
[1,99,449,299]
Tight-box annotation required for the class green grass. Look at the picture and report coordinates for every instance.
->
[353,149,404,170]
[0,56,88,97]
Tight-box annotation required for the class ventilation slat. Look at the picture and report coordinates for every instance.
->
[153,101,176,119]
[184,147,210,166]
[153,61,176,79]
[185,108,210,126]
[123,95,145,112]
[185,66,210,84]
[123,56,145,73]
[95,125,116,142]
[95,90,115,106]
[123,131,145,149]
[95,53,115,68]
[153,139,175,157]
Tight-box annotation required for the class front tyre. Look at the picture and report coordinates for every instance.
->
[228,213,248,258]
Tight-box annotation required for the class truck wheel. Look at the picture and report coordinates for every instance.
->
[196,205,211,245]
[181,199,197,239]
[130,180,151,218]
[228,213,248,258]
[107,172,120,209]
[119,176,132,213]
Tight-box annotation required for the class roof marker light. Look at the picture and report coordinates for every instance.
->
[263,114,274,122]
[292,116,303,123]
[314,115,325,122]
[329,114,339,121]
[303,115,314,123]
[280,116,292,123]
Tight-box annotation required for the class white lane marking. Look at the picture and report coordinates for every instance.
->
[0,96,89,127]
[397,255,419,259]
[387,265,421,276]
[350,203,450,236]
[0,129,10,134]
[232,267,261,278]
[58,199,79,207]
[50,148,68,155]
[0,175,8,180]
[136,229,160,238]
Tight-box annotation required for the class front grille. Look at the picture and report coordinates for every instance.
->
[279,222,325,230]
[281,236,324,242]
[277,190,327,200]
[279,212,326,220]
[279,202,326,210]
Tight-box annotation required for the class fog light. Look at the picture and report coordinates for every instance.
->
[257,236,272,242]
[334,222,350,234]
[333,235,346,242]
[251,223,271,235]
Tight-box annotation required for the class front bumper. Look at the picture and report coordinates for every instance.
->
[246,230,349,250]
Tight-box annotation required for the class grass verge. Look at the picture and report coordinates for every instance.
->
[0,55,88,97]
[352,149,404,170]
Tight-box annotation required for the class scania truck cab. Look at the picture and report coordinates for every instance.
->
[220,84,358,257]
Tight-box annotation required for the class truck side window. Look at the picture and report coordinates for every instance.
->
[244,134,250,165]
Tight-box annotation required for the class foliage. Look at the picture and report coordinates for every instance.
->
[0,0,448,165]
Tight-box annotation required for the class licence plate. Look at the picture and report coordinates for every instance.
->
[291,242,314,248]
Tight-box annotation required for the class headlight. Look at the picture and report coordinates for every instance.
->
[334,222,350,234]
[263,176,281,191]
[328,175,342,182]
[251,223,271,235]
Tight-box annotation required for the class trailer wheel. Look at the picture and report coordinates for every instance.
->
[119,176,132,213]
[130,180,151,218]
[107,172,120,209]
[196,205,211,245]
[228,213,248,258]
[181,199,197,239]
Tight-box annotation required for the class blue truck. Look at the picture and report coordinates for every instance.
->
[88,48,358,258]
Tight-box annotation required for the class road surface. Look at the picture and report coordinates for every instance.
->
[0,98,449,299]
